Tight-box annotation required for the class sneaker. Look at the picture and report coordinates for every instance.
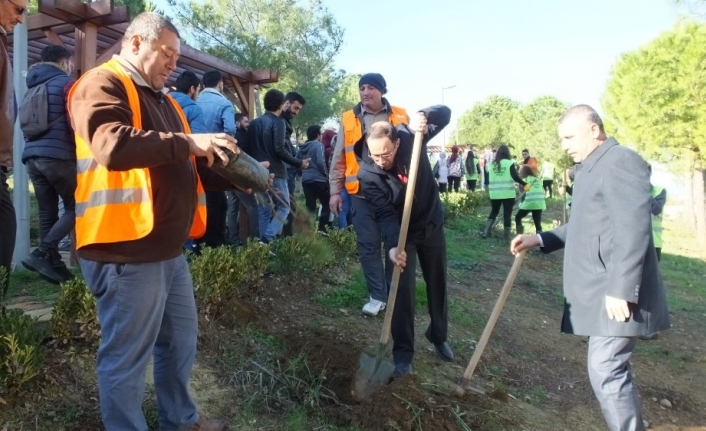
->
[393,363,413,377]
[22,249,67,285]
[185,417,228,431]
[362,297,386,316]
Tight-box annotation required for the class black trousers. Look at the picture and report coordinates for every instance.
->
[302,181,331,232]
[197,190,228,248]
[655,247,661,262]
[25,158,76,258]
[351,196,392,302]
[438,183,447,193]
[515,209,543,233]
[488,198,515,228]
[466,179,477,192]
[0,168,16,299]
[543,179,553,198]
[391,222,448,365]
[447,176,461,192]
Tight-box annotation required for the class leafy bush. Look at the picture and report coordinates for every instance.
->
[190,246,248,317]
[237,240,271,289]
[270,235,334,275]
[0,309,45,396]
[50,277,99,348]
[441,191,490,222]
[325,228,357,261]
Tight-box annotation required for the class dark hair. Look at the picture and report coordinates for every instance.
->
[263,89,285,112]
[285,91,306,106]
[493,144,511,170]
[41,45,72,63]
[202,70,223,88]
[519,165,535,178]
[367,121,398,143]
[465,150,476,175]
[306,125,322,141]
[175,71,201,94]
[235,113,248,123]
[559,104,605,134]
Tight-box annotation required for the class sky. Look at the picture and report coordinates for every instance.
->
[325,0,685,146]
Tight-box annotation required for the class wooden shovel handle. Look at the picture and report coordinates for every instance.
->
[379,130,425,345]
[460,250,526,386]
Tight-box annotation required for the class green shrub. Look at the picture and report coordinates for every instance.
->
[50,277,99,348]
[441,191,490,222]
[271,235,334,275]
[0,309,45,395]
[237,240,271,289]
[190,246,248,317]
[325,228,357,261]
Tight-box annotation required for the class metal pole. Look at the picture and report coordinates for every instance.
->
[12,22,29,269]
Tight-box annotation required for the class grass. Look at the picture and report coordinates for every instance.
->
[314,269,367,309]
[449,298,486,333]
[6,270,59,302]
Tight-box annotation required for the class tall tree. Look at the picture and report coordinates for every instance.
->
[454,95,520,148]
[168,0,351,136]
[603,22,706,244]
[507,95,569,164]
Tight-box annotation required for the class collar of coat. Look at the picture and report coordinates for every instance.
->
[352,98,392,119]
[581,137,619,172]
[112,55,169,95]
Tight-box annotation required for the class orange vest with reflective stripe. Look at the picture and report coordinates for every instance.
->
[342,106,408,194]
[68,58,207,249]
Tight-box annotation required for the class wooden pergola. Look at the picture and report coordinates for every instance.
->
[7,0,277,118]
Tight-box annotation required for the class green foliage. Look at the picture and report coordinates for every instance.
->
[455,95,519,146]
[270,235,334,275]
[190,246,248,316]
[325,227,357,260]
[603,22,706,166]
[314,270,366,309]
[440,191,490,222]
[238,240,272,288]
[0,310,45,395]
[50,278,100,348]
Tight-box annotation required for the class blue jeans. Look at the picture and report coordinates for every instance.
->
[258,177,290,242]
[235,190,260,239]
[81,255,200,431]
[338,188,351,229]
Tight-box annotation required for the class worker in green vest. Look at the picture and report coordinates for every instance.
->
[515,165,546,234]
[464,148,480,191]
[540,157,555,198]
[482,144,525,239]
[648,165,667,262]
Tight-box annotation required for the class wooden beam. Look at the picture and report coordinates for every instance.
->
[96,40,121,65]
[179,45,251,80]
[241,83,256,120]
[250,69,278,84]
[229,75,246,114]
[43,29,64,47]
[26,13,65,31]
[75,22,97,76]
[40,0,80,23]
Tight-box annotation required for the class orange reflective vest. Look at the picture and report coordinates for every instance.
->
[341,106,408,194]
[68,58,207,249]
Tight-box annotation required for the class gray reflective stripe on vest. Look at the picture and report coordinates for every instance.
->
[524,194,544,202]
[75,187,149,217]
[345,175,358,183]
[489,180,515,191]
[198,193,206,205]
[345,145,355,153]
[77,158,99,174]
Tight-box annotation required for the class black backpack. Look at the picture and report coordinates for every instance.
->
[19,82,61,140]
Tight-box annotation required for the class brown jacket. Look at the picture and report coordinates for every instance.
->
[70,56,232,263]
[0,29,16,167]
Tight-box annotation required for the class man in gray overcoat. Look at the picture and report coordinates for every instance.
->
[511,104,670,431]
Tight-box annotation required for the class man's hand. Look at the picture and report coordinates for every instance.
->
[300,158,311,169]
[260,161,270,169]
[389,247,407,270]
[605,296,631,322]
[329,193,342,216]
[408,112,428,135]
[510,234,540,255]
[187,133,238,167]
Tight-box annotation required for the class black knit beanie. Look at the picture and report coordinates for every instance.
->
[358,73,387,94]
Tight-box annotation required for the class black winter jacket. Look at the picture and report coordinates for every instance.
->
[21,63,76,163]
[246,111,302,179]
[355,105,451,247]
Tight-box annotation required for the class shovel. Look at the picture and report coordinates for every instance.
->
[351,128,425,402]
[456,250,526,398]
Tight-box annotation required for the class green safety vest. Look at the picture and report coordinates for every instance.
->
[488,159,516,200]
[541,162,555,180]
[520,176,546,210]
[652,186,664,248]
[465,157,479,180]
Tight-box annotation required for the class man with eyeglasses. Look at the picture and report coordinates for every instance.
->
[329,73,409,316]
[354,105,454,375]
[0,0,27,302]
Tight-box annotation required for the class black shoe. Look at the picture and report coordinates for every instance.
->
[393,363,413,377]
[432,342,455,362]
[52,262,74,283]
[22,249,66,285]
[640,333,659,341]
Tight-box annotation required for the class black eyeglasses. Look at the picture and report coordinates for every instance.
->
[7,0,26,15]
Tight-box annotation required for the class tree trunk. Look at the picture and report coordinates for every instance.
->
[254,87,263,117]
[694,157,706,246]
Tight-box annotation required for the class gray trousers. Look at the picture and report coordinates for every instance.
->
[350,196,391,302]
[588,336,644,431]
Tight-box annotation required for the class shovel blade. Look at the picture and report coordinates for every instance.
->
[351,352,395,402]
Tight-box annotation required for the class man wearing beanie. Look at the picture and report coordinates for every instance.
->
[329,73,409,316]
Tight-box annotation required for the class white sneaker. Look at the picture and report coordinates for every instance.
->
[362,297,386,316]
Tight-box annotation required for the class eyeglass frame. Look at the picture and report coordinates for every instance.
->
[368,141,399,162]
[6,0,27,16]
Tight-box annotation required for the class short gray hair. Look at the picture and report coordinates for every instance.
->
[123,12,180,45]
[558,104,605,134]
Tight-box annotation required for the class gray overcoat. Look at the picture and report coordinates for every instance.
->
[540,138,670,336]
